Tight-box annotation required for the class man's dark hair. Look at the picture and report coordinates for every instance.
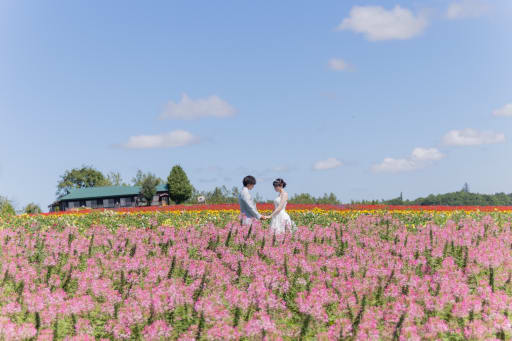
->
[243,175,256,187]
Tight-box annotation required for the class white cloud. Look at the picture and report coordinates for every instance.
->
[338,5,428,41]
[442,128,505,146]
[411,147,445,161]
[373,147,445,173]
[160,93,236,120]
[328,58,350,71]
[493,103,512,117]
[313,158,342,171]
[446,0,489,19]
[122,130,200,149]
[373,158,417,173]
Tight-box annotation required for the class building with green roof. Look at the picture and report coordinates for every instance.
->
[49,184,169,212]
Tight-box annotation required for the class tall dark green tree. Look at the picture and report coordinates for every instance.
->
[462,182,470,193]
[167,165,193,204]
[57,166,111,196]
[24,203,42,214]
[140,173,160,206]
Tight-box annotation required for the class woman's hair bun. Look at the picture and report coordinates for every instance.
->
[273,178,287,188]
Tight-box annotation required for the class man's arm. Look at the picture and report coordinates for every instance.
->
[240,189,262,219]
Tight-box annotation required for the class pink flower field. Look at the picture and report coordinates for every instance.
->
[1,214,512,340]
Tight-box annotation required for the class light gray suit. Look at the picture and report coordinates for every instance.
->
[238,186,262,224]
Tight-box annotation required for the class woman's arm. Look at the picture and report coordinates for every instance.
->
[270,192,288,218]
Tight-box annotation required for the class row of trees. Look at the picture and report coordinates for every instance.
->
[350,184,512,206]
[185,186,341,205]
[381,191,512,206]
[0,196,42,215]
[288,193,341,205]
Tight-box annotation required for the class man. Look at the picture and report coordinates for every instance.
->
[238,175,266,225]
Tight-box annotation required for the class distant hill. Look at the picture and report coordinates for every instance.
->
[383,191,512,206]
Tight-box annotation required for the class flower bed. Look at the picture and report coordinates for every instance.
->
[1,211,512,339]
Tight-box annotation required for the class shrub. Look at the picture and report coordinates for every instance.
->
[24,203,42,214]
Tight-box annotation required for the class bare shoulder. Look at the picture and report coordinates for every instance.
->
[282,191,288,200]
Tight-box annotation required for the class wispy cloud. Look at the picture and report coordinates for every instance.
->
[122,130,200,149]
[313,158,342,171]
[199,178,218,183]
[445,0,489,19]
[442,128,505,146]
[493,103,512,117]
[250,165,294,183]
[160,93,236,120]
[338,5,428,41]
[271,165,292,173]
[328,58,351,71]
[373,147,445,173]
[193,165,291,186]
[194,166,224,174]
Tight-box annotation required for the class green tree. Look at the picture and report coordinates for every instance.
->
[131,170,163,186]
[57,166,111,196]
[107,171,127,186]
[317,193,341,205]
[184,186,201,204]
[140,173,160,206]
[167,165,193,204]
[186,186,241,204]
[209,187,225,203]
[231,186,240,200]
[289,193,315,204]
[24,203,42,214]
[0,196,15,216]
[288,192,341,205]
[204,186,237,204]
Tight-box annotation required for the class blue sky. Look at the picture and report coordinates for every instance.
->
[1,0,511,210]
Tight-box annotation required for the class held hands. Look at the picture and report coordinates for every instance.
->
[260,215,271,220]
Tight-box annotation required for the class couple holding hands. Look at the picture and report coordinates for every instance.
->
[238,175,296,234]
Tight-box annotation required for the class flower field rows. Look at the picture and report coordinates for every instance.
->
[1,206,512,339]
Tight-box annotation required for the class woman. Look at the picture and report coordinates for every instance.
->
[264,178,296,234]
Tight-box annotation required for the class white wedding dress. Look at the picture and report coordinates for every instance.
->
[270,194,296,234]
